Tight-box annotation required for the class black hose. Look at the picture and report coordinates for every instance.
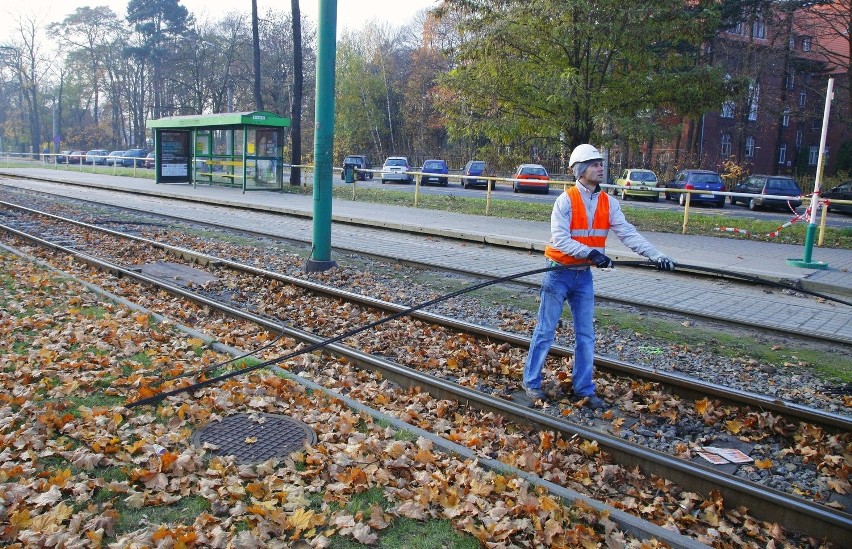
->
[127,259,849,408]
[160,328,289,384]
[128,263,561,407]
[613,260,851,306]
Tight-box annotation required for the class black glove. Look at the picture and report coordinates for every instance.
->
[587,250,614,268]
[655,256,676,271]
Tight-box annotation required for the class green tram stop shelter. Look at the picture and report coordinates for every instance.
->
[147,111,290,191]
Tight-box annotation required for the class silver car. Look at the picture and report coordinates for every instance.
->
[380,156,412,184]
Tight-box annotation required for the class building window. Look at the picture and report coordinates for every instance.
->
[748,82,760,121]
[799,91,806,107]
[745,136,756,157]
[808,145,819,165]
[782,110,790,127]
[721,101,735,118]
[721,133,732,158]
[752,20,766,39]
[795,131,803,149]
[730,22,743,35]
[812,118,821,130]
[789,36,796,50]
[785,72,795,90]
[802,36,812,51]
[778,143,787,165]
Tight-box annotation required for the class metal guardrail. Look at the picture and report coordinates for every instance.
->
[2,154,848,242]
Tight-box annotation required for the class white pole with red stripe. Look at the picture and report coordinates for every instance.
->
[787,77,832,270]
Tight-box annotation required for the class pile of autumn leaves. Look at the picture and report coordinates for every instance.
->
[0,252,641,547]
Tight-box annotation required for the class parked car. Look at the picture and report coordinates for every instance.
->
[340,154,373,180]
[665,169,726,207]
[56,150,72,164]
[462,160,491,189]
[380,156,413,184]
[67,151,86,164]
[144,152,155,169]
[105,151,125,166]
[729,175,802,211]
[84,149,109,165]
[823,180,852,214]
[512,163,550,194]
[613,169,661,201]
[420,159,449,186]
[120,148,148,167]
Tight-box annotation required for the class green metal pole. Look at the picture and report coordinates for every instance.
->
[306,0,338,272]
[787,77,832,270]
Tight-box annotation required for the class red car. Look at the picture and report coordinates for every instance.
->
[512,163,550,194]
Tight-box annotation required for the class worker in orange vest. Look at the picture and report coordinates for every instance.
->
[523,144,676,410]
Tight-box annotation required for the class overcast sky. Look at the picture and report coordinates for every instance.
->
[0,0,440,40]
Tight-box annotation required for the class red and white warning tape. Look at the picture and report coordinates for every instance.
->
[715,201,814,238]
[714,227,751,235]
[765,207,809,238]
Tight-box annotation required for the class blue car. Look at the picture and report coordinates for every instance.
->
[665,169,726,208]
[120,148,149,167]
[463,160,492,189]
[420,159,449,186]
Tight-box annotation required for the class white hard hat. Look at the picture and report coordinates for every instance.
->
[568,144,603,168]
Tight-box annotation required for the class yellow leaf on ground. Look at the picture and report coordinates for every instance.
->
[247,504,268,516]
[579,440,599,456]
[725,420,743,434]
[414,448,435,464]
[289,508,323,535]
[755,458,773,469]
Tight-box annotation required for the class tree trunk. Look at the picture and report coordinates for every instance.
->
[290,0,303,186]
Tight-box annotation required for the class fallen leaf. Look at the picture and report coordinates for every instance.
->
[725,420,743,434]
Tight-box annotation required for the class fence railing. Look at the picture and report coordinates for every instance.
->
[1,154,847,245]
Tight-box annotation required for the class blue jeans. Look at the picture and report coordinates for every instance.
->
[523,266,596,397]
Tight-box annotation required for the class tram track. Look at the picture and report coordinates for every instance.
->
[1,201,850,546]
[0,199,847,430]
[1,180,849,345]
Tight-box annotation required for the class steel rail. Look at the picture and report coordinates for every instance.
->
[1,220,849,545]
[2,200,849,433]
[2,183,848,343]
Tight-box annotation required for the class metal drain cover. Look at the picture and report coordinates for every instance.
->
[192,413,316,464]
[137,261,218,287]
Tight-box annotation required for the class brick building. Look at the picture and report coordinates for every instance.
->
[690,2,850,179]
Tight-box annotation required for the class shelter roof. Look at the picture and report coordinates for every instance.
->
[147,111,290,129]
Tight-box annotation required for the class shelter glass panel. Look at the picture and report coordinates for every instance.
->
[233,129,244,155]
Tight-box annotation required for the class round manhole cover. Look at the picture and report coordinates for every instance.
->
[192,413,316,465]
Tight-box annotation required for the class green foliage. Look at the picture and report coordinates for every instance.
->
[836,140,852,175]
[334,38,390,159]
[126,0,191,46]
[436,0,729,150]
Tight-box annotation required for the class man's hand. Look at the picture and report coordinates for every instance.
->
[655,256,676,271]
[587,250,614,269]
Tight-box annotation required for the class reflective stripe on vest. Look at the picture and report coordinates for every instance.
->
[544,186,611,266]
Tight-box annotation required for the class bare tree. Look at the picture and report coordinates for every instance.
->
[51,7,121,127]
[798,0,851,123]
[4,13,53,157]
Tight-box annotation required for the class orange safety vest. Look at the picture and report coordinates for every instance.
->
[544,186,611,266]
